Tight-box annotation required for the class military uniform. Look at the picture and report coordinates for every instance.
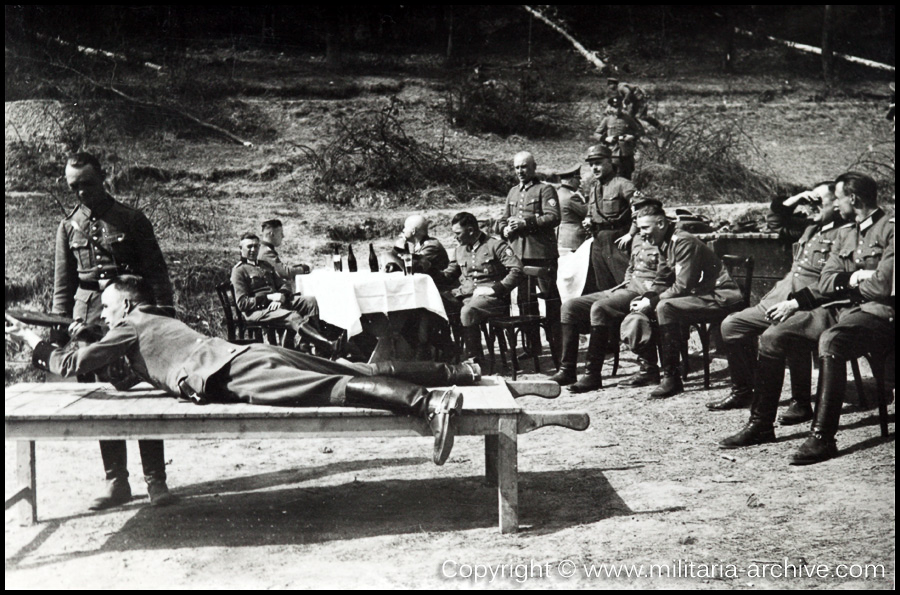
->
[392,236,453,290]
[500,178,561,346]
[637,225,743,396]
[230,258,319,327]
[258,242,309,282]
[717,203,847,412]
[586,175,636,291]
[440,232,523,327]
[594,111,644,180]
[557,183,588,253]
[52,194,173,488]
[721,210,894,463]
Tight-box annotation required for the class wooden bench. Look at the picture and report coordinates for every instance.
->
[5,377,588,534]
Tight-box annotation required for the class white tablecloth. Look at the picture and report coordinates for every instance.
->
[296,271,448,337]
[557,238,592,301]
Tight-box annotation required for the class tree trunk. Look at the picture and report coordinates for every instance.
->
[822,5,835,83]
[325,10,342,71]
[446,5,454,60]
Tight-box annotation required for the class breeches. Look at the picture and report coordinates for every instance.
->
[561,288,638,327]
[656,295,734,326]
[819,307,895,358]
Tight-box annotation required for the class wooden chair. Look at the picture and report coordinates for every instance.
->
[215,282,293,346]
[850,349,893,437]
[485,266,560,380]
[684,255,754,388]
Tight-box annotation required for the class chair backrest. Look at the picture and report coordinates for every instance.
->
[215,282,243,342]
[720,254,754,308]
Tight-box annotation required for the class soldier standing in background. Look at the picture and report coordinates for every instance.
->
[555,164,589,254]
[52,151,175,510]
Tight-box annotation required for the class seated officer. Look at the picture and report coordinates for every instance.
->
[390,215,457,360]
[550,193,665,393]
[719,172,894,464]
[626,204,744,398]
[231,233,335,355]
[6,275,483,470]
[708,182,851,417]
[259,219,310,282]
[439,212,523,364]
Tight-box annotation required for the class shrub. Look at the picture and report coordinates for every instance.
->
[292,100,508,206]
[635,110,783,204]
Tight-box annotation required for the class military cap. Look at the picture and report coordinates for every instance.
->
[554,163,582,179]
[585,145,612,162]
[607,78,619,86]
[261,218,283,230]
[630,191,662,209]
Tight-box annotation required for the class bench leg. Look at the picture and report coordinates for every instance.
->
[484,435,498,487]
[497,416,518,534]
[18,441,37,525]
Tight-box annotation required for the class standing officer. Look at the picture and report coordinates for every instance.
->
[498,151,561,356]
[594,98,645,180]
[627,203,744,398]
[440,212,523,364]
[550,194,665,392]
[708,182,851,416]
[583,145,637,293]
[52,151,174,510]
[719,172,894,464]
[555,164,588,254]
[231,233,335,356]
[259,219,310,283]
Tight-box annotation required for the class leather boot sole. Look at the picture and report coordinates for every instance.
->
[618,372,660,388]
[568,375,602,393]
[779,404,814,426]
[89,480,132,511]
[706,393,752,411]
[789,436,838,465]
[548,370,577,386]
[430,389,463,466]
[718,425,776,449]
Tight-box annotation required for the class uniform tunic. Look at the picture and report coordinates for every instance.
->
[757,210,894,359]
[645,226,743,325]
[258,242,309,281]
[586,175,636,291]
[594,112,644,179]
[31,306,454,408]
[53,196,174,324]
[230,258,318,325]
[392,236,453,290]
[440,232,523,326]
[557,184,588,253]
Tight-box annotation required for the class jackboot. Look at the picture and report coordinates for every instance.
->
[791,355,844,465]
[370,361,481,386]
[344,376,463,465]
[462,325,484,365]
[718,353,784,448]
[649,324,683,399]
[547,323,579,385]
[779,351,814,425]
[145,473,176,507]
[569,326,607,393]
[619,342,659,388]
[89,477,132,511]
[707,339,756,410]
[294,320,340,358]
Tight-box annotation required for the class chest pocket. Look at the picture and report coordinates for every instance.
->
[811,247,831,269]
[248,273,272,294]
[69,237,92,270]
[863,246,884,270]
[474,256,501,277]
[600,195,627,218]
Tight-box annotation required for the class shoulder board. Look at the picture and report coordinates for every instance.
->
[64,204,81,219]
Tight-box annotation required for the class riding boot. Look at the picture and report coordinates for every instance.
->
[462,325,484,365]
[90,441,132,510]
[548,323,579,385]
[618,355,661,387]
[718,353,784,448]
[780,350,814,425]
[294,320,339,357]
[370,361,481,386]
[706,339,755,410]
[569,326,606,393]
[649,324,684,398]
[791,355,844,465]
[344,376,464,465]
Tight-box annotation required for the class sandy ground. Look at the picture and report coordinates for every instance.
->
[5,350,894,589]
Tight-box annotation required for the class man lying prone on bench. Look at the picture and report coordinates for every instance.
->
[6,275,483,469]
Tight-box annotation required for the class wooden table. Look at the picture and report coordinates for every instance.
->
[297,271,449,363]
[5,377,588,534]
